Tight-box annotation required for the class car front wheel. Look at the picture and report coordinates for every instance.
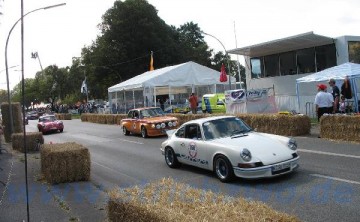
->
[164,147,180,168]
[141,126,148,138]
[123,126,130,135]
[214,155,234,183]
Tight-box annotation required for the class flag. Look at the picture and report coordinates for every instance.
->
[81,77,87,94]
[220,63,228,82]
[149,51,154,71]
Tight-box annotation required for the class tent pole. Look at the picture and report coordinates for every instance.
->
[154,87,157,107]
[296,82,300,113]
[133,90,135,108]
[124,91,126,113]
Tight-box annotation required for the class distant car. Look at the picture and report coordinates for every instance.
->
[160,116,299,182]
[26,111,39,120]
[121,107,178,138]
[37,115,64,134]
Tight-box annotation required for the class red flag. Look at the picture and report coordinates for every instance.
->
[220,63,227,82]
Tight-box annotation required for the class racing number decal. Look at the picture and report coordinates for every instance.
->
[188,142,197,158]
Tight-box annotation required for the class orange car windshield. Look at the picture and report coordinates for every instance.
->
[140,108,164,118]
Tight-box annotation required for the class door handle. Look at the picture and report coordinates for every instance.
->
[180,143,185,147]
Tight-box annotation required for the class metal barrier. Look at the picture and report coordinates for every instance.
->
[305,102,315,118]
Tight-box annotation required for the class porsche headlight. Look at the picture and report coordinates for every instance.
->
[161,123,166,128]
[240,148,252,162]
[288,138,297,150]
[156,124,161,129]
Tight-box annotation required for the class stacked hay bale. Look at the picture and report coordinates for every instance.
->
[41,142,90,184]
[0,102,23,142]
[12,132,44,152]
[320,115,360,142]
[108,178,300,222]
[55,113,72,120]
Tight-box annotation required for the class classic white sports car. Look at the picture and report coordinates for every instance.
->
[160,116,299,182]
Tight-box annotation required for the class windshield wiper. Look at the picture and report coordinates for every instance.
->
[230,130,249,138]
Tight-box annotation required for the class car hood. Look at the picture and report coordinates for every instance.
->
[210,132,293,165]
[140,116,178,123]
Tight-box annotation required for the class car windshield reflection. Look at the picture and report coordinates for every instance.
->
[202,117,252,140]
[39,116,56,122]
[140,108,164,118]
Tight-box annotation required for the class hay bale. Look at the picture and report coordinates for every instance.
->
[11,132,44,153]
[41,142,91,184]
[108,178,300,222]
[55,113,72,120]
[320,115,360,142]
[0,102,23,142]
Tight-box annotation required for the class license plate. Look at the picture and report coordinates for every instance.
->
[272,162,291,172]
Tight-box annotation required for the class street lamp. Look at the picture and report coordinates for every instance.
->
[201,31,232,90]
[4,3,66,135]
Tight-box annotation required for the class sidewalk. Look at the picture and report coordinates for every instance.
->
[0,142,108,222]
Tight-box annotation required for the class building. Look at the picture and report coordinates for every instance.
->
[228,31,360,114]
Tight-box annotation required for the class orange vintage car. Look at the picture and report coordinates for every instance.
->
[121,107,179,138]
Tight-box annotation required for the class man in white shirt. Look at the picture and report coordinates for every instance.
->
[314,84,333,122]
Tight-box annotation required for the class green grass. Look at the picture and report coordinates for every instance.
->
[71,114,81,119]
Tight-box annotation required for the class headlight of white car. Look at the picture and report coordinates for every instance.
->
[288,138,297,150]
[240,148,252,162]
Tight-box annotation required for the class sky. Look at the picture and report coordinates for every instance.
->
[1,0,360,90]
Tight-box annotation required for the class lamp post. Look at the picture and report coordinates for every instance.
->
[201,31,232,90]
[4,3,66,135]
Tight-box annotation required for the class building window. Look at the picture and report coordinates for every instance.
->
[250,58,263,78]
[349,41,360,64]
[280,51,297,75]
[264,54,279,77]
[316,44,336,71]
[297,48,315,74]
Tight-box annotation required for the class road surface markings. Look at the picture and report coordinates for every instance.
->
[118,139,144,145]
[298,149,360,159]
[310,174,360,185]
[93,161,141,182]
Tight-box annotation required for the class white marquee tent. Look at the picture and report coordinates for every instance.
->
[296,62,360,112]
[108,61,235,113]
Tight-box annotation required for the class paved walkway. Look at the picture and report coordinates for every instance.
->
[0,142,108,222]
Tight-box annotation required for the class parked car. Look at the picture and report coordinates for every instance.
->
[121,107,178,138]
[37,115,64,134]
[160,116,299,182]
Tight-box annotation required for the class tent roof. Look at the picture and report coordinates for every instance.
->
[228,32,334,57]
[108,61,235,92]
[296,62,360,83]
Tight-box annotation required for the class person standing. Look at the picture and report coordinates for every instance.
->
[189,93,198,114]
[328,78,340,113]
[314,84,333,122]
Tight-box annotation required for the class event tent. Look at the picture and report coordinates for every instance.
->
[296,62,360,112]
[108,61,235,92]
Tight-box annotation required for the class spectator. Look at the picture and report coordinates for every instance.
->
[189,93,198,114]
[339,95,346,113]
[314,84,333,122]
[341,76,353,99]
[328,78,340,113]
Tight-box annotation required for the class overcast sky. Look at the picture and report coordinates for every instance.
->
[1,0,360,90]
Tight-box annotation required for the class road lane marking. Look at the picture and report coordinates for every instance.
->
[93,161,140,182]
[118,139,144,145]
[310,174,360,185]
[298,149,360,159]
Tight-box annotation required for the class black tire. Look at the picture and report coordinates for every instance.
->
[164,147,180,168]
[214,155,234,183]
[141,126,148,138]
[123,126,130,135]
[60,129,63,133]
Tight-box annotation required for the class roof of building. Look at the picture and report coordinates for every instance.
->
[228,32,334,57]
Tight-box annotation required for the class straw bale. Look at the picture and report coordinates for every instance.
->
[11,132,44,153]
[41,142,91,184]
[0,102,23,142]
[108,178,300,222]
[320,115,360,142]
[55,113,72,120]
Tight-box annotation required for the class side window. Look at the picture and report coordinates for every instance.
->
[133,111,139,119]
[175,126,185,138]
[127,111,133,118]
[185,124,202,140]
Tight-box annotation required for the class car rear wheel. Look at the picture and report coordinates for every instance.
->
[123,126,130,135]
[60,129,63,133]
[165,147,180,168]
[214,155,234,183]
[141,126,148,138]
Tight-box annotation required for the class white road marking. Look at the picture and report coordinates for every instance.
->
[93,161,140,182]
[298,149,360,159]
[117,139,144,145]
[310,174,360,185]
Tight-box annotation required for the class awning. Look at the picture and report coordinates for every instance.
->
[228,32,334,57]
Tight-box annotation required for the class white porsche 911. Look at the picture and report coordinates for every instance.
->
[160,116,299,182]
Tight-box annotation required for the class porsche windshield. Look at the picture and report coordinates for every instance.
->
[202,117,252,140]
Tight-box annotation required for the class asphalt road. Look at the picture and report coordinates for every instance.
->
[26,119,360,222]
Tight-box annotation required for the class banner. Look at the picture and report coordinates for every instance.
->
[225,89,246,104]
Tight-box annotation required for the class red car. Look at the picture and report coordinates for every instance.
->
[37,115,64,134]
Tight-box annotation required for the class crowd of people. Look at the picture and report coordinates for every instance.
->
[314,77,353,121]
